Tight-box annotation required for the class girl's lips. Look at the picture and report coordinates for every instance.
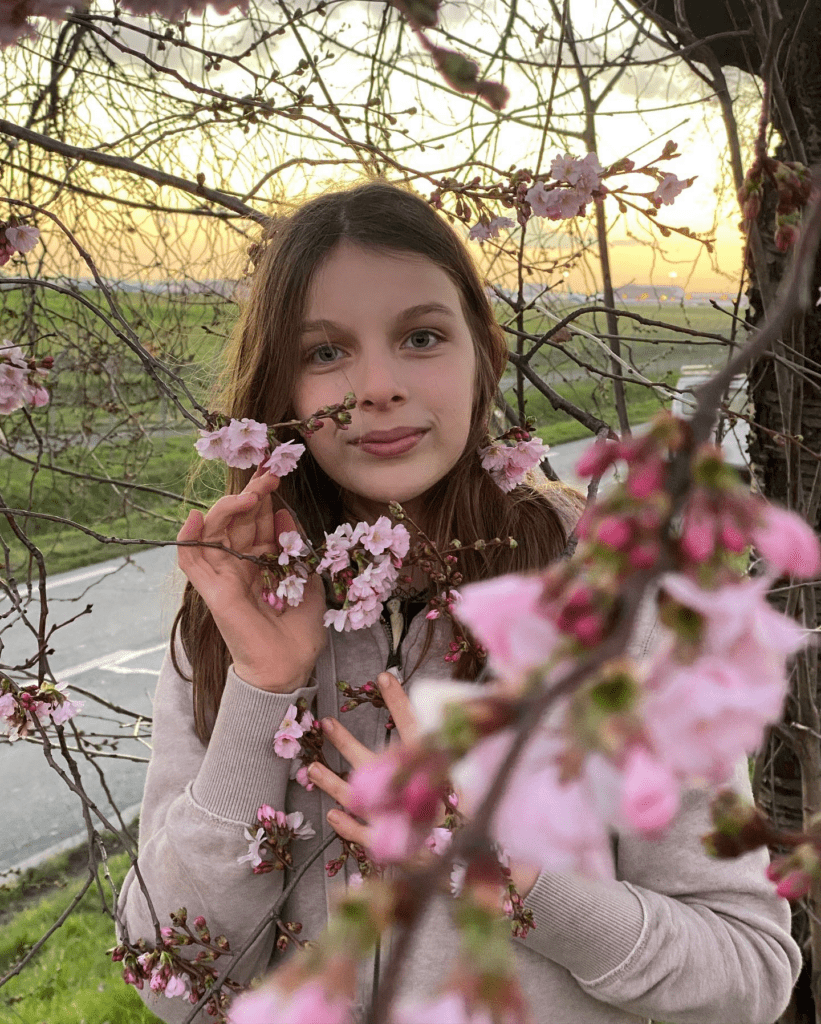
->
[357,431,427,458]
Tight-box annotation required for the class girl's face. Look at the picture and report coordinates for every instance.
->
[294,241,477,525]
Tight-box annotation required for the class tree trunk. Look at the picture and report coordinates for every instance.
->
[625,2,821,1018]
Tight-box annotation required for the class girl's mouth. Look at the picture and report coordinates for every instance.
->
[356,431,427,458]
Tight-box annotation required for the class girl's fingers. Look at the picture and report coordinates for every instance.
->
[177,510,205,572]
[378,673,419,743]
[307,761,352,807]
[199,491,259,542]
[320,717,377,769]
[326,809,369,848]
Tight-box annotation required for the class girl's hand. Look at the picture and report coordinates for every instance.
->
[306,672,420,848]
[310,672,540,898]
[176,467,327,693]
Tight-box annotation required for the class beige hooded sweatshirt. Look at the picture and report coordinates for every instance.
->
[119,588,800,1024]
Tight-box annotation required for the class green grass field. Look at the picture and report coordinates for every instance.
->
[0,848,160,1024]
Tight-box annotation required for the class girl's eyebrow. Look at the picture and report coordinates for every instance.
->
[300,302,456,336]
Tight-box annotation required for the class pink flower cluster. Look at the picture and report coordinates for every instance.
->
[238,804,316,874]
[320,518,410,632]
[273,703,315,758]
[195,419,306,473]
[348,748,449,862]
[525,152,604,221]
[0,221,40,261]
[468,216,515,242]
[135,953,192,1001]
[228,978,350,1024]
[652,173,687,207]
[113,908,235,1016]
[478,436,548,493]
[0,344,50,414]
[434,414,820,869]
[0,680,83,742]
[395,989,524,1024]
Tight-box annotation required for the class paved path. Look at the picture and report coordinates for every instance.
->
[0,545,181,876]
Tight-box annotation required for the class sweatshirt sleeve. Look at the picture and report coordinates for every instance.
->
[117,642,318,1024]
[516,758,801,1024]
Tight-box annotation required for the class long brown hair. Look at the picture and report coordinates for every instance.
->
[173,181,583,741]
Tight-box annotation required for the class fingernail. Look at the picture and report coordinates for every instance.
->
[377,673,390,689]
[307,764,320,780]
[321,717,335,732]
[327,810,340,823]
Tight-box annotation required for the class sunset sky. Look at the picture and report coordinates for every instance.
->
[9,0,757,296]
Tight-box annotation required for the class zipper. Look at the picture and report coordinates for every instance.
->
[380,596,405,676]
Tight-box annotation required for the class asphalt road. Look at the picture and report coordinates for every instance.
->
[0,545,182,877]
[0,427,748,876]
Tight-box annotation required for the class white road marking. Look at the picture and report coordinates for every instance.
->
[0,562,122,602]
[105,666,161,676]
[58,642,167,680]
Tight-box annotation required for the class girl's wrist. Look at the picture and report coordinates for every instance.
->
[233,662,313,693]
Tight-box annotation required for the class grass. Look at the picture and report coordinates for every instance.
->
[521,371,677,447]
[0,433,225,577]
[0,847,160,1024]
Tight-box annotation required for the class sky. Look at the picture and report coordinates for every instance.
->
[6,0,759,295]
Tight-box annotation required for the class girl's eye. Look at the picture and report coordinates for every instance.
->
[306,343,343,365]
[403,329,441,351]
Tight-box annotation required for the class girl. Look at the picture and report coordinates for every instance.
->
[119,182,799,1024]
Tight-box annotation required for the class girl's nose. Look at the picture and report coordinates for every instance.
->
[355,351,408,412]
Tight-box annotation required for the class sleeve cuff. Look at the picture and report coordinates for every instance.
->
[191,667,318,823]
[519,870,645,982]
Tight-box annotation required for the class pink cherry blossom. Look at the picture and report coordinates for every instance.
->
[679,507,716,563]
[751,502,821,579]
[425,827,453,856]
[348,757,399,816]
[368,811,419,862]
[457,573,562,679]
[221,418,270,469]
[0,345,49,414]
[360,516,397,556]
[478,438,547,493]
[263,439,306,477]
[50,696,84,725]
[324,607,350,631]
[576,438,619,478]
[568,152,604,193]
[468,216,515,241]
[661,572,807,662]
[644,655,786,782]
[319,524,354,573]
[550,153,577,182]
[273,704,305,757]
[595,515,633,551]
[453,729,614,876]
[164,972,190,999]
[276,572,307,608]
[237,826,267,868]
[395,991,495,1024]
[294,765,315,790]
[277,530,308,565]
[5,225,40,252]
[653,173,686,207]
[0,692,16,720]
[228,989,279,1024]
[620,746,680,836]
